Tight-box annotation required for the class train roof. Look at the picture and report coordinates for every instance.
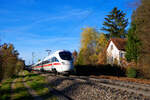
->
[43,50,69,61]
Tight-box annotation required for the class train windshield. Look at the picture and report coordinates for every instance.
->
[59,51,72,60]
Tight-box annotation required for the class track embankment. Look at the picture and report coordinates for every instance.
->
[40,72,150,100]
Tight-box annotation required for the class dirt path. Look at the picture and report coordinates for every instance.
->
[22,72,43,100]
[11,78,17,100]
[23,78,43,100]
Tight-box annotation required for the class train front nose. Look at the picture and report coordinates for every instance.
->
[61,61,74,72]
[58,51,74,72]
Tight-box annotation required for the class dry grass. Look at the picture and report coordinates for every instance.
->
[91,75,150,84]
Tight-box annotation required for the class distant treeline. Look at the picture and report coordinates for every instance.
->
[0,43,25,81]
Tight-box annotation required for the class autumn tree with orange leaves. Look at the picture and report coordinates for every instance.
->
[76,27,108,65]
[0,43,25,81]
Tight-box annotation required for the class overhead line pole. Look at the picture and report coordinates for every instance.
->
[32,52,35,65]
[46,50,51,56]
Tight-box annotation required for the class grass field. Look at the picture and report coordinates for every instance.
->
[0,78,13,100]
[0,71,57,100]
[24,71,58,100]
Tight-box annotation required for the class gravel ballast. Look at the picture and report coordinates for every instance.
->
[44,74,150,100]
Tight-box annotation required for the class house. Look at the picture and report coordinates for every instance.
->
[106,38,127,65]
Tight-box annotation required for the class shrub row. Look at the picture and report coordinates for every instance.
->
[75,64,126,77]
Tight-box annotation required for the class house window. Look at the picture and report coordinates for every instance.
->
[120,53,124,58]
[111,45,113,50]
[111,57,113,63]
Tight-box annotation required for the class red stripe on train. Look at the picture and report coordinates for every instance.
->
[33,63,61,68]
[34,66,42,68]
[53,63,61,65]
[44,64,52,67]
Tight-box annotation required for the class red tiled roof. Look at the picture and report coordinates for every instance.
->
[109,38,127,51]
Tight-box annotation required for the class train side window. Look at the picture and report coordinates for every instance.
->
[42,61,45,64]
[44,60,50,64]
[52,57,55,62]
[48,59,51,63]
[45,60,49,64]
[55,58,59,62]
[45,61,47,64]
[50,59,52,63]
[52,57,59,62]
[44,61,46,64]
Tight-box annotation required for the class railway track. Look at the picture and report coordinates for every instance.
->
[60,75,150,97]
[72,75,150,96]
[36,72,150,100]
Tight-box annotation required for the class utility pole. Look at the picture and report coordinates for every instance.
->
[46,50,51,56]
[32,52,34,65]
[28,61,31,65]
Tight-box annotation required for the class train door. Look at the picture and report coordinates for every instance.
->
[51,57,61,72]
[43,59,52,71]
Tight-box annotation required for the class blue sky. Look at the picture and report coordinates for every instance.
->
[0,0,137,64]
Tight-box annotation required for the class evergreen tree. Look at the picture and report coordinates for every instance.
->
[102,7,128,38]
[125,22,140,63]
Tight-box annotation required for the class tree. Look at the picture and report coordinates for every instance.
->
[78,27,98,65]
[96,33,108,53]
[76,49,85,65]
[0,43,24,81]
[125,22,140,63]
[96,33,108,64]
[97,51,107,64]
[102,7,128,38]
[72,50,78,65]
[133,0,150,78]
[81,27,98,52]
[38,59,41,62]
[0,49,2,81]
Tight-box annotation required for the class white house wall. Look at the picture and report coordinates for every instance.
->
[107,41,120,64]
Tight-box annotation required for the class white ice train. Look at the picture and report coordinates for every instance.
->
[31,50,74,74]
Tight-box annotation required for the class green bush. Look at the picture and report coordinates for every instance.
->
[126,67,137,78]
